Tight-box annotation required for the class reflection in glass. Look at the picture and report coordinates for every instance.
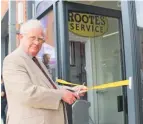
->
[37,10,56,81]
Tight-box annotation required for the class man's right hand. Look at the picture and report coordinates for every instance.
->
[61,90,80,105]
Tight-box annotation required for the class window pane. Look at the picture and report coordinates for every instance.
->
[37,10,56,81]
[68,11,124,124]
[135,1,143,28]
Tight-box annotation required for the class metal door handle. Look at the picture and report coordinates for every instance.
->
[117,95,123,112]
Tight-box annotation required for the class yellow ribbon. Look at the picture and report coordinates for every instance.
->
[56,79,79,86]
[56,79,129,90]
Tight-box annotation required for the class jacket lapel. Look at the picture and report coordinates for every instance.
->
[17,48,54,88]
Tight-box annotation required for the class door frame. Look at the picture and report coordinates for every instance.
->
[56,1,128,124]
[121,1,142,124]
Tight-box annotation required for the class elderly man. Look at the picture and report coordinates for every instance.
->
[3,20,87,124]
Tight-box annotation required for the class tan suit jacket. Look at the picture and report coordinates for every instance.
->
[3,47,68,124]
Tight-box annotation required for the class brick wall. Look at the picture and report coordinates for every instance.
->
[1,0,8,19]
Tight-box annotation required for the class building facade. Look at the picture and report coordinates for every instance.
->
[1,1,35,70]
[1,0,9,69]
[1,0,143,124]
[35,1,143,124]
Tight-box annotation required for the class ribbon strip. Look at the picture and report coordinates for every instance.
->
[56,79,129,90]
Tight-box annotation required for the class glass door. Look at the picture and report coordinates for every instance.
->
[66,3,126,124]
[84,17,124,124]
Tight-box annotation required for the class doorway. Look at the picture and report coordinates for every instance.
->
[66,2,127,124]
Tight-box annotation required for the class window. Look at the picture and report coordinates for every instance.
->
[37,9,56,81]
[135,1,143,28]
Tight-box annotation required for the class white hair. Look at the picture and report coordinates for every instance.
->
[20,19,43,34]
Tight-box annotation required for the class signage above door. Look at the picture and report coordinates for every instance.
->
[68,11,108,37]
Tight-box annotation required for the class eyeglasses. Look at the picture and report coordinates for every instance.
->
[28,36,45,44]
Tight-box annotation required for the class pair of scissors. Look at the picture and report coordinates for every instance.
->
[76,82,85,95]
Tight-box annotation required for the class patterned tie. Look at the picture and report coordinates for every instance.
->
[32,57,57,89]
